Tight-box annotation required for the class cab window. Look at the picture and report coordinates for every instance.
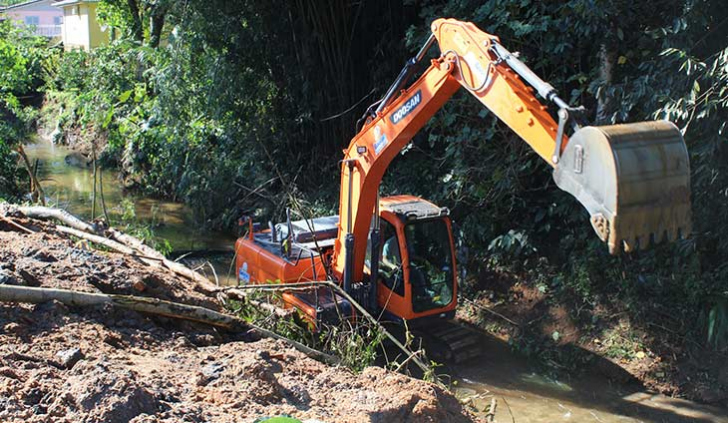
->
[365,219,404,296]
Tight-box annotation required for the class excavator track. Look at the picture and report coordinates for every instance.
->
[414,320,484,364]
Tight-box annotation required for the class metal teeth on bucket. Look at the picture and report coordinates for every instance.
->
[553,121,692,254]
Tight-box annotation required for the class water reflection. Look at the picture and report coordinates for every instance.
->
[24,139,235,253]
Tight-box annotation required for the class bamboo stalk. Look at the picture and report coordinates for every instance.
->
[91,146,98,220]
[0,216,35,234]
[98,163,110,223]
[0,216,36,234]
[0,284,241,328]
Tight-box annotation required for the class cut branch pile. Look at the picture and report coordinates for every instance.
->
[18,206,219,294]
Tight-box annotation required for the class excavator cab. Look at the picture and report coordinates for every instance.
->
[366,196,458,321]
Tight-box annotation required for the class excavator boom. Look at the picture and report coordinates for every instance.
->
[332,18,692,280]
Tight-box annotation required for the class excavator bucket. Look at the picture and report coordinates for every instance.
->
[553,121,691,254]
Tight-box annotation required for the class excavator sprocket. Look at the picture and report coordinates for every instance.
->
[553,121,692,253]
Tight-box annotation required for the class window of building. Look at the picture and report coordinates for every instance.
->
[25,16,40,26]
[54,16,63,25]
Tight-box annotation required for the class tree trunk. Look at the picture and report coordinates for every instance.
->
[148,6,167,48]
[596,42,617,125]
[126,0,144,42]
[18,206,95,233]
[16,146,45,206]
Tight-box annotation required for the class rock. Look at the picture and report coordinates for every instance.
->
[0,269,17,285]
[56,348,84,370]
[132,280,147,293]
[103,334,124,349]
[20,246,39,257]
[64,152,92,168]
[32,250,58,263]
[32,404,47,415]
[3,323,22,334]
[18,269,41,287]
[23,387,43,406]
[190,333,217,346]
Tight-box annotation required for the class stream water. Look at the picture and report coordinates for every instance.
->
[23,139,238,283]
[23,138,728,422]
[448,334,727,422]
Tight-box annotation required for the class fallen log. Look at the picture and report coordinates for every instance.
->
[18,206,94,233]
[107,227,166,261]
[0,284,339,365]
[57,225,137,256]
[0,284,242,329]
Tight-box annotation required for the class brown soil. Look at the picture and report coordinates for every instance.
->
[0,208,477,422]
[460,266,728,405]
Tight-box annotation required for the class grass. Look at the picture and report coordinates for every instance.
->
[227,293,388,373]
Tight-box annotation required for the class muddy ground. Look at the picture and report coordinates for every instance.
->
[460,267,728,405]
[0,208,476,422]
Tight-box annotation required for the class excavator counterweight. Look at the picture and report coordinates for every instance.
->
[554,121,692,253]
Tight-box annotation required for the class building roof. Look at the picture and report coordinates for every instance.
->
[53,0,98,6]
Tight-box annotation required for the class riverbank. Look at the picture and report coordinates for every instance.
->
[0,205,475,422]
[459,264,728,406]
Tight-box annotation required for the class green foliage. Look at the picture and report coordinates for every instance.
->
[706,297,728,349]
[117,198,172,255]
[0,21,56,198]
[230,295,385,372]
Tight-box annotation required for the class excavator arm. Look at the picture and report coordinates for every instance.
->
[332,18,692,283]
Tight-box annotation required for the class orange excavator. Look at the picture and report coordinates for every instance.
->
[235,19,691,353]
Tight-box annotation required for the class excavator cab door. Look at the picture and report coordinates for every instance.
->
[403,218,456,314]
[369,211,457,320]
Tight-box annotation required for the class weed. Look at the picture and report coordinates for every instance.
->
[228,293,388,373]
[117,198,172,255]
[705,296,728,349]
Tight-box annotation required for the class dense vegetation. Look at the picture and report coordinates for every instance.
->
[2,0,728,389]
[0,21,52,198]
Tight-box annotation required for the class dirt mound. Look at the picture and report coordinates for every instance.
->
[0,209,477,422]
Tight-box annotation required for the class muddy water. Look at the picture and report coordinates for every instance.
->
[450,335,728,422]
[24,139,238,283]
[24,139,728,422]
